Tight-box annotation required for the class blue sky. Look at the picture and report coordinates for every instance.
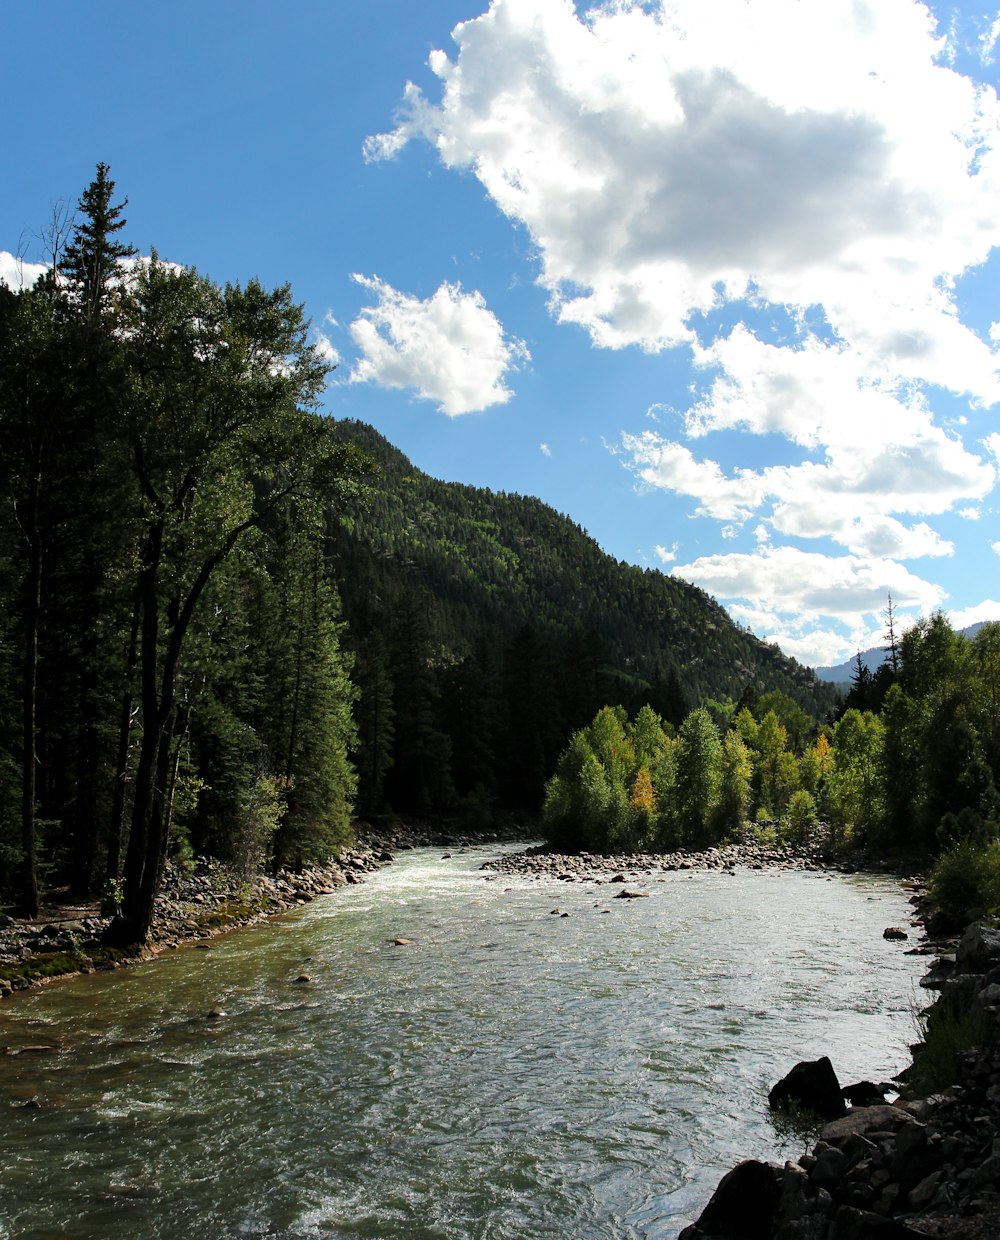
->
[4,0,1000,668]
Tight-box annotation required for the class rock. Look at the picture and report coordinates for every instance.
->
[957,923,1000,974]
[769,1056,847,1120]
[392,937,413,946]
[206,1005,226,1019]
[842,1081,888,1108]
[293,974,312,984]
[613,889,650,899]
[820,1105,915,1143]
[883,927,909,940]
[810,1145,849,1188]
[678,1159,782,1240]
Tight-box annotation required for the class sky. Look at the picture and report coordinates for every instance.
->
[3,0,1000,669]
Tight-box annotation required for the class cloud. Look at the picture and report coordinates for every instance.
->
[313,329,341,367]
[993,541,1000,556]
[654,542,678,563]
[346,275,529,415]
[370,0,1000,372]
[948,599,1000,627]
[670,544,944,665]
[540,442,551,456]
[371,1,1000,644]
[0,251,47,290]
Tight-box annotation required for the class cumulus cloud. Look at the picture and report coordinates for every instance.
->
[370,1,1000,647]
[671,545,944,665]
[369,0,1000,368]
[0,251,47,290]
[949,599,1000,627]
[347,275,529,415]
[654,542,678,563]
[540,442,551,456]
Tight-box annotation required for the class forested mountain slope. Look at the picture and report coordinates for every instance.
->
[326,419,839,815]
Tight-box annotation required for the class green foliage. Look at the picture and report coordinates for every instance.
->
[928,838,1000,918]
[909,994,993,1096]
[781,789,818,845]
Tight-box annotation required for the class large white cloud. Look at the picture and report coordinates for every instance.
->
[369,0,1000,367]
[346,275,529,415]
[672,545,946,665]
[370,0,1000,653]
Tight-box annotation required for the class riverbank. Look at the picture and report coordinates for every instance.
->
[0,816,531,1000]
[679,896,1000,1239]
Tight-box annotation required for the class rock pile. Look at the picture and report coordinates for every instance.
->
[483,835,877,884]
[680,919,1000,1240]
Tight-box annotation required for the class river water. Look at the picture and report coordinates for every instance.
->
[0,846,925,1240]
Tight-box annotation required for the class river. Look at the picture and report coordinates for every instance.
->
[0,846,927,1239]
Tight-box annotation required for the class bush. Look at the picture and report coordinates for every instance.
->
[781,789,817,845]
[928,837,1000,918]
[908,993,993,1096]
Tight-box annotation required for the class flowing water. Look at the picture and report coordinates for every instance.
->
[0,846,926,1239]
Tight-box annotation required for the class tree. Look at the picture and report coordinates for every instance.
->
[60,162,137,326]
[714,729,752,838]
[107,258,369,944]
[828,709,885,845]
[673,707,722,847]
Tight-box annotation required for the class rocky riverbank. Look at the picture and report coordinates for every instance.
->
[483,833,918,885]
[0,843,392,1000]
[679,903,1000,1239]
[0,816,532,1000]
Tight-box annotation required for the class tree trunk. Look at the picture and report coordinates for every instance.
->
[18,447,42,918]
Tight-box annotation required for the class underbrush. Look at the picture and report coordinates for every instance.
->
[908,993,993,1096]
[928,838,1000,918]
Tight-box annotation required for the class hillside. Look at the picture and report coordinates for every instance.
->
[326,419,839,813]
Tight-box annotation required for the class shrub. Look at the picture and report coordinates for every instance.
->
[908,993,993,1096]
[781,789,817,845]
[928,837,1000,918]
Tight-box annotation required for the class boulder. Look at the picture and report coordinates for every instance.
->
[677,1160,782,1240]
[956,923,1000,974]
[842,1080,888,1108]
[769,1056,847,1120]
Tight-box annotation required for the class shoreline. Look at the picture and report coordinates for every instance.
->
[678,888,1000,1240]
[0,817,531,1002]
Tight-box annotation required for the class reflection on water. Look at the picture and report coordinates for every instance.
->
[0,847,924,1239]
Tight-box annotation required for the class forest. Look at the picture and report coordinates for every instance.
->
[5,167,988,946]
[543,610,1000,876]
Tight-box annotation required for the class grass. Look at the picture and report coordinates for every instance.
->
[908,993,993,1096]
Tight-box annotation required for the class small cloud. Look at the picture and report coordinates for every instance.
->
[313,330,341,366]
[949,599,1000,627]
[993,541,1000,556]
[347,274,529,416]
[540,442,551,457]
[753,524,770,544]
[654,542,678,563]
[958,506,980,520]
[0,250,47,291]
[980,15,1000,64]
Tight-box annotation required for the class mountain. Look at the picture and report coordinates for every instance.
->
[328,420,839,723]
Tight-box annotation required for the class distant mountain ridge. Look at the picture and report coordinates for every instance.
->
[814,622,988,684]
[329,419,839,718]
